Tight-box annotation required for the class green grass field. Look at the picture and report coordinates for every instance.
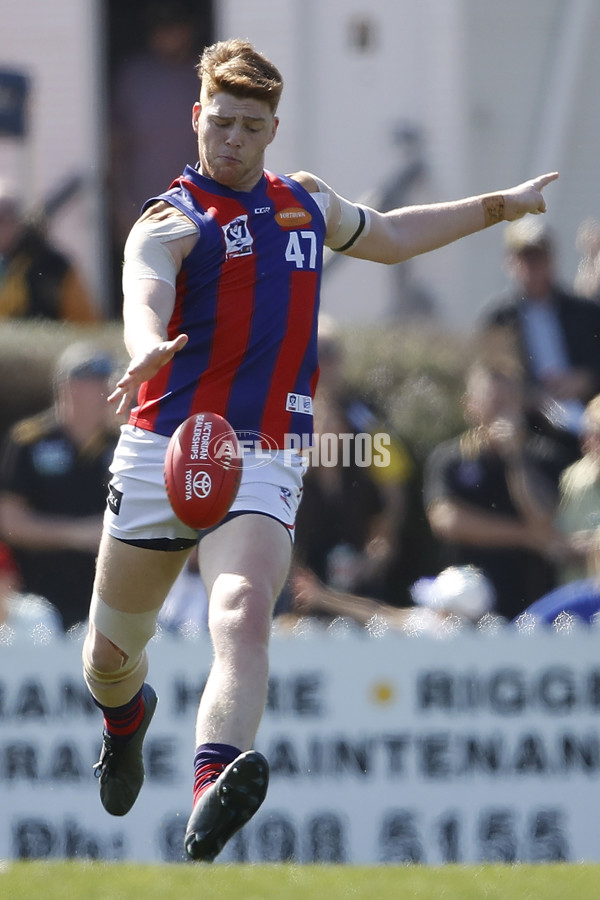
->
[2,862,600,899]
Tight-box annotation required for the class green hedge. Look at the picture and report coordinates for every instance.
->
[0,321,127,442]
[0,319,471,459]
[332,320,470,458]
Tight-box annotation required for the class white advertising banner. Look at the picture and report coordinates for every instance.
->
[1,628,600,864]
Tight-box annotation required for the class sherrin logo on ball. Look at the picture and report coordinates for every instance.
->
[165,412,242,529]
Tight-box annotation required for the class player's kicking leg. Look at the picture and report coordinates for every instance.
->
[184,513,292,861]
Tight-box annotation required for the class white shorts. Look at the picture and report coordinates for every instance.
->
[104,425,306,547]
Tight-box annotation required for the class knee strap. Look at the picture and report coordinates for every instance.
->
[82,642,147,687]
[89,591,162,660]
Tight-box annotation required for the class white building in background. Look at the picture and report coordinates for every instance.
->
[0,0,106,312]
[1,0,599,326]
[217,0,600,326]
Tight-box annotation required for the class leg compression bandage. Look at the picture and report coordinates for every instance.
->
[83,592,162,706]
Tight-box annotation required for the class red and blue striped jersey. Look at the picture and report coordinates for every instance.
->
[129,166,326,447]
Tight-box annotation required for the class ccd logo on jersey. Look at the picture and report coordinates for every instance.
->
[186,468,212,500]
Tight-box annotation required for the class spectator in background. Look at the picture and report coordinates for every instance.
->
[279,563,496,637]
[516,524,600,629]
[0,540,62,642]
[424,355,568,621]
[554,394,600,585]
[315,316,418,606]
[0,180,100,322]
[109,1,206,251]
[573,217,600,302]
[291,393,388,611]
[0,342,118,631]
[479,219,600,463]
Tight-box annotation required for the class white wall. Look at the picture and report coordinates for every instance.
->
[218,0,600,327]
[0,0,106,313]
[2,0,599,326]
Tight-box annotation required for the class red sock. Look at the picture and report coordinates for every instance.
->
[97,686,145,740]
[193,742,240,805]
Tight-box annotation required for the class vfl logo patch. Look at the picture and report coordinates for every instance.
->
[286,392,313,414]
[222,215,253,259]
[275,207,313,228]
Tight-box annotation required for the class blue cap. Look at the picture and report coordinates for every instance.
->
[56,342,114,381]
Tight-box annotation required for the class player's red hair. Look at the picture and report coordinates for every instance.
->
[196,39,283,113]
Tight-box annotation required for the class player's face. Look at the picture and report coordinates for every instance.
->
[193,92,278,191]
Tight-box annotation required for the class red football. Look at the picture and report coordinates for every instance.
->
[164,412,243,529]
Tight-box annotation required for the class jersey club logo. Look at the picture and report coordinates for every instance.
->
[222,215,254,259]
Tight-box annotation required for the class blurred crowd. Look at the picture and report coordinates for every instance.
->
[3,209,600,643]
[276,216,600,639]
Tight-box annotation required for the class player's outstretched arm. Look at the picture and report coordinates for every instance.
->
[109,210,196,416]
[109,278,188,416]
[339,172,559,264]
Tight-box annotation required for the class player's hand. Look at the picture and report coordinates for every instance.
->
[503,172,559,221]
[109,333,189,415]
